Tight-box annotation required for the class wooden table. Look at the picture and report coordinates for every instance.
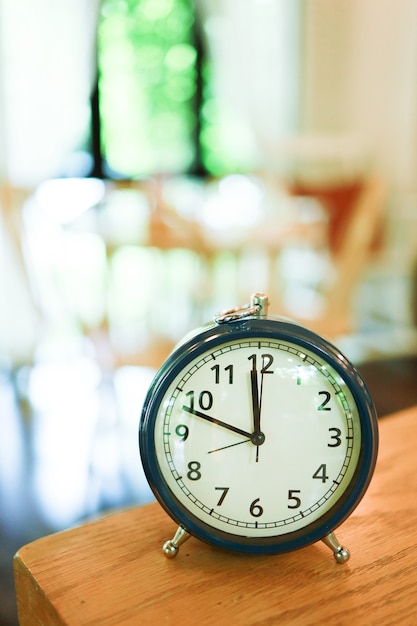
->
[14,405,417,625]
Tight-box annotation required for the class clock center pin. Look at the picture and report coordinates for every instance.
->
[251,431,265,446]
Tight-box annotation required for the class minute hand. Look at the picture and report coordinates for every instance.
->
[251,369,261,434]
[182,405,252,438]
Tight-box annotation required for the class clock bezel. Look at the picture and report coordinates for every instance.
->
[139,317,378,555]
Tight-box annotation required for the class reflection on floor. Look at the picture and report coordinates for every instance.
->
[358,355,417,417]
[2,342,417,625]
[0,361,156,626]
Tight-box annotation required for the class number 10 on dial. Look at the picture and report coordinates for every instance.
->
[139,294,378,563]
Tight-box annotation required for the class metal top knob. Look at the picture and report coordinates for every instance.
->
[214,293,269,324]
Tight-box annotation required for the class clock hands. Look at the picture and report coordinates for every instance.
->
[182,405,252,439]
[208,439,251,454]
[182,372,266,458]
[251,368,263,435]
[251,368,261,434]
[250,369,265,461]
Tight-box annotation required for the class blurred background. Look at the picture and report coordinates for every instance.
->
[2,0,417,622]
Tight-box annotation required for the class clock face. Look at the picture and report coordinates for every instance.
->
[140,321,377,554]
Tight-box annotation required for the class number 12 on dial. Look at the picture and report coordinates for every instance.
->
[139,294,378,563]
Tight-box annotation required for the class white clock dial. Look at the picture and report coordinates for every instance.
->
[153,338,362,539]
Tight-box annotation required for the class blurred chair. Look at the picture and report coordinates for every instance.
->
[285,177,386,338]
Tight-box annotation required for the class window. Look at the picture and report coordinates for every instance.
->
[96,0,257,179]
[98,0,200,177]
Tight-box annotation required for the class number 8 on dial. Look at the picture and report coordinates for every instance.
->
[139,294,378,563]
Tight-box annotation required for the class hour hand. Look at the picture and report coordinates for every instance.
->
[182,405,252,439]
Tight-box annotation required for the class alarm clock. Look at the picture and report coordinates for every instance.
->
[139,293,378,563]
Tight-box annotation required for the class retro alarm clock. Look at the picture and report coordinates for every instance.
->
[139,293,378,563]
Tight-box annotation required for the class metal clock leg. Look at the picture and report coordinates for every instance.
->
[322,532,350,564]
[162,526,191,558]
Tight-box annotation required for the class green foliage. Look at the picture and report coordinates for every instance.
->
[98,0,253,177]
[99,0,196,176]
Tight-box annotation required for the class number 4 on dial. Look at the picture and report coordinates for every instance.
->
[313,464,329,483]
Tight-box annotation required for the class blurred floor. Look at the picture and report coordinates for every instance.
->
[0,361,156,626]
[358,355,417,417]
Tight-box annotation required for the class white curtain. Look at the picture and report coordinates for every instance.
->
[302,0,417,189]
[196,0,301,170]
[0,0,100,364]
[197,0,417,189]
[0,0,100,187]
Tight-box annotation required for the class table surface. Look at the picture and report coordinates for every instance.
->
[14,405,417,626]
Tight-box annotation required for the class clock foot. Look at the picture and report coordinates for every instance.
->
[162,526,191,558]
[322,532,350,564]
